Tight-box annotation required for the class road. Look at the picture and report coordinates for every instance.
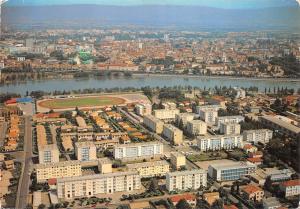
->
[16,116,33,209]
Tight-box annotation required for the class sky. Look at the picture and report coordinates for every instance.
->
[5,0,300,8]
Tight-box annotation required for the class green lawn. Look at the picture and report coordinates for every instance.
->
[40,96,125,109]
[187,151,228,162]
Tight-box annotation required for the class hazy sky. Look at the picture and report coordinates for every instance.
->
[6,0,300,8]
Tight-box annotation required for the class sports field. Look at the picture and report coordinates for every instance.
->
[39,96,125,109]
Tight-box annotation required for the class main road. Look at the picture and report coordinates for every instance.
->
[16,116,33,209]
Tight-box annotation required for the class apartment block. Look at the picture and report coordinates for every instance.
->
[243,129,273,144]
[163,124,183,145]
[215,115,244,128]
[113,142,163,159]
[208,161,256,181]
[35,160,82,183]
[143,115,164,134]
[198,108,218,124]
[135,103,152,116]
[127,160,170,178]
[166,169,207,192]
[259,115,300,138]
[186,120,207,136]
[57,171,141,200]
[220,122,241,135]
[170,152,186,170]
[38,144,60,164]
[153,109,180,121]
[175,113,195,127]
[75,141,97,162]
[197,134,243,151]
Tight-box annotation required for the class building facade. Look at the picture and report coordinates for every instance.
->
[197,134,243,151]
[215,116,244,128]
[208,161,256,181]
[166,169,207,192]
[127,160,170,178]
[75,141,97,162]
[170,152,186,170]
[220,122,241,135]
[57,171,141,200]
[35,161,82,183]
[162,124,183,145]
[186,120,207,136]
[38,144,60,164]
[113,142,163,159]
[143,115,164,134]
[243,129,273,144]
[153,109,180,121]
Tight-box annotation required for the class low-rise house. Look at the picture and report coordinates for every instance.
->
[242,185,264,202]
[203,192,220,206]
[170,193,197,206]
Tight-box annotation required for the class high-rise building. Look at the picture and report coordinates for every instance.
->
[186,120,207,136]
[38,144,60,164]
[143,115,164,134]
[127,160,170,178]
[219,122,241,135]
[163,124,183,145]
[75,141,97,162]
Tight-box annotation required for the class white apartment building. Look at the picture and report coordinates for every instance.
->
[279,180,300,197]
[163,124,183,145]
[175,113,196,127]
[208,161,256,181]
[220,122,241,135]
[186,120,207,136]
[198,108,218,124]
[153,109,180,121]
[196,105,222,113]
[127,160,170,178]
[75,141,97,162]
[38,144,60,164]
[135,103,152,116]
[243,129,273,144]
[215,115,244,128]
[197,134,243,151]
[170,152,186,170]
[57,171,141,200]
[166,169,207,192]
[143,115,164,134]
[113,142,163,159]
[35,160,82,183]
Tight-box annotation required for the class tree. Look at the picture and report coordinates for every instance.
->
[176,199,192,209]
[38,204,45,209]
[148,178,159,192]
[211,199,224,209]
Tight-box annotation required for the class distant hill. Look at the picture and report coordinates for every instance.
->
[3,5,300,31]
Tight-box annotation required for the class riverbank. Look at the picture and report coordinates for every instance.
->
[132,73,300,82]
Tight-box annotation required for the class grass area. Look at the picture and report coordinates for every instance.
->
[39,96,125,109]
[187,151,228,162]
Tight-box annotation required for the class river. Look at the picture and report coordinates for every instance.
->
[0,74,299,96]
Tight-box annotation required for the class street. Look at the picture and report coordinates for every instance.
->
[16,116,33,209]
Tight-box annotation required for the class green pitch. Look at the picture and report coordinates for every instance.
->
[39,96,125,109]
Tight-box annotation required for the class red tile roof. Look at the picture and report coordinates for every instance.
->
[242,185,263,194]
[224,205,238,209]
[170,194,196,203]
[281,179,300,187]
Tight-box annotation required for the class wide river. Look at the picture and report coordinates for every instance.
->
[0,74,299,96]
